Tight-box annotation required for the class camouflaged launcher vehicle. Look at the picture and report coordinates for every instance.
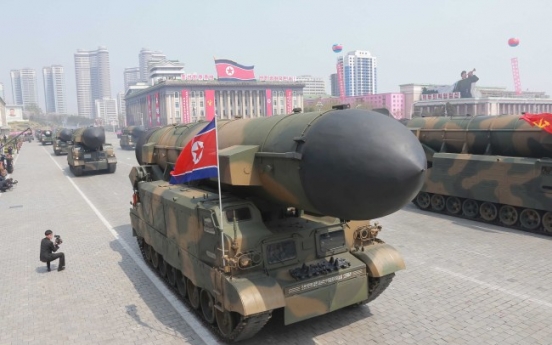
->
[406,114,552,235]
[67,126,117,176]
[40,129,54,145]
[53,128,73,156]
[119,125,145,150]
[128,108,426,341]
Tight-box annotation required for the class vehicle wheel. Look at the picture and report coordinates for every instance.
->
[143,243,152,262]
[542,212,552,233]
[151,249,159,269]
[72,166,83,177]
[167,266,177,286]
[108,163,116,173]
[499,205,518,226]
[200,290,216,324]
[430,194,445,211]
[462,199,479,218]
[54,150,60,156]
[415,192,431,209]
[187,280,200,309]
[445,197,462,214]
[158,258,167,278]
[176,271,187,297]
[479,202,498,222]
[519,209,540,230]
[216,308,240,338]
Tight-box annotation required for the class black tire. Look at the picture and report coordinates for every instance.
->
[72,166,83,177]
[108,163,116,173]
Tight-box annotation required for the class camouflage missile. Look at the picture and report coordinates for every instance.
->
[72,127,106,149]
[56,128,73,142]
[135,108,426,220]
[407,114,552,158]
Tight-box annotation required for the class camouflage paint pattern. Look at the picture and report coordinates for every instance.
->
[67,127,117,176]
[129,109,425,340]
[406,114,552,235]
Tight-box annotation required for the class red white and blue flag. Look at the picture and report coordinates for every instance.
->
[170,119,218,184]
[215,59,256,81]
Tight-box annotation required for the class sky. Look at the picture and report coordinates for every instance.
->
[1,0,551,114]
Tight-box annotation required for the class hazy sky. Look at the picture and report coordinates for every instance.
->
[2,0,551,113]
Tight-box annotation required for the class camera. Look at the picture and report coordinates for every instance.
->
[54,235,63,245]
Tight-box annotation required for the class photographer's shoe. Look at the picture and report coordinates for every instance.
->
[57,266,65,272]
[47,267,51,272]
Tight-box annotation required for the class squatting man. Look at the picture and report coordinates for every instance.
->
[40,230,65,271]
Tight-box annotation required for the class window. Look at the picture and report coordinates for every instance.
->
[200,101,204,107]
[203,217,215,234]
[266,240,297,265]
[225,207,252,222]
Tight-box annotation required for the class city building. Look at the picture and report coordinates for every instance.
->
[95,97,118,127]
[0,82,4,101]
[0,95,5,126]
[74,46,112,118]
[304,92,405,118]
[42,65,67,114]
[125,79,304,126]
[10,68,39,109]
[338,50,377,97]
[295,75,326,96]
[139,48,166,82]
[329,73,339,97]
[117,91,126,126]
[149,60,185,85]
[124,67,140,91]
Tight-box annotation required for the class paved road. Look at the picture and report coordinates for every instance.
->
[1,133,551,345]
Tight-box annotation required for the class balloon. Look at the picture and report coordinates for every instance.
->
[508,38,519,47]
[332,44,343,53]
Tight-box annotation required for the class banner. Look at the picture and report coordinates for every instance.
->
[285,89,293,114]
[205,90,215,120]
[521,113,552,134]
[337,60,345,100]
[181,89,190,124]
[215,59,256,81]
[147,95,152,127]
[155,93,160,125]
[265,89,272,117]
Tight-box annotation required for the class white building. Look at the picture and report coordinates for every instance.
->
[296,75,326,96]
[42,65,67,114]
[74,46,112,118]
[95,97,118,126]
[149,60,185,85]
[124,67,140,91]
[139,48,166,83]
[10,68,39,108]
[117,92,126,126]
[0,82,4,101]
[339,50,377,97]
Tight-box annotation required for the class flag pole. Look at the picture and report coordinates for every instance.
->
[214,116,225,268]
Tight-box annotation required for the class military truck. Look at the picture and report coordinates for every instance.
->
[406,114,552,235]
[52,128,73,155]
[40,130,54,145]
[67,126,117,176]
[119,125,145,150]
[129,108,426,341]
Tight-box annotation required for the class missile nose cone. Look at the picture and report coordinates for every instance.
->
[300,109,426,220]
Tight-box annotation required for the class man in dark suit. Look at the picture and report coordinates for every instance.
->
[40,230,65,271]
[453,69,479,98]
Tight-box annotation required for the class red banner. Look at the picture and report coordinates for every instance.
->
[521,113,552,134]
[215,59,256,81]
[337,60,345,100]
[285,89,293,114]
[155,93,160,125]
[181,89,190,123]
[265,89,272,117]
[147,95,152,127]
[205,89,215,120]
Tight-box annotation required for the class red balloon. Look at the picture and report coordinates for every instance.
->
[508,38,519,47]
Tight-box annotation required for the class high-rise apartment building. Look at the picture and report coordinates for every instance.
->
[95,97,118,126]
[339,50,377,97]
[117,91,126,124]
[329,74,339,97]
[139,48,166,82]
[74,46,112,118]
[42,65,67,114]
[10,68,39,108]
[0,82,5,101]
[124,67,140,91]
[296,75,326,96]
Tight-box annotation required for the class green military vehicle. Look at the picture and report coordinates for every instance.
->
[67,126,117,176]
[406,114,552,235]
[40,129,54,145]
[53,128,73,155]
[128,108,427,341]
[119,125,145,150]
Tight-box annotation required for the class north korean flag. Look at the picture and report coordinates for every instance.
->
[215,59,256,81]
[170,119,218,184]
[521,113,552,134]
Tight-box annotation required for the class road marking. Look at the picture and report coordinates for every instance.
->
[44,147,218,345]
[433,266,552,309]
